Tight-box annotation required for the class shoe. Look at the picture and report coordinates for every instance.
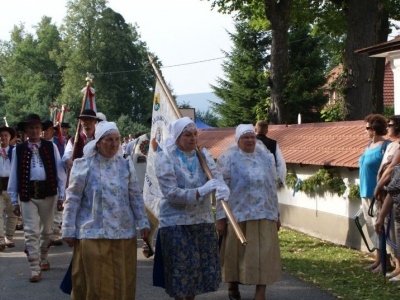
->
[51,237,63,246]
[228,288,241,300]
[389,275,400,282]
[16,224,23,230]
[29,271,42,282]
[142,241,154,258]
[5,236,15,248]
[386,271,400,278]
[39,260,50,271]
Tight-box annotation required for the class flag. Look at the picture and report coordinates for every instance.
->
[81,85,97,112]
[143,78,180,219]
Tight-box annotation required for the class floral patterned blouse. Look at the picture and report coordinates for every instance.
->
[155,147,227,228]
[62,153,149,239]
[216,143,279,223]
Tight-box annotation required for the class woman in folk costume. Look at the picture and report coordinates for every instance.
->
[154,117,229,300]
[62,121,150,300]
[216,124,282,300]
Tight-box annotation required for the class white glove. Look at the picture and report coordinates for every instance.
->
[198,179,219,197]
[216,185,230,201]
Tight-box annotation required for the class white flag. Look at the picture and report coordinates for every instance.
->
[143,78,179,219]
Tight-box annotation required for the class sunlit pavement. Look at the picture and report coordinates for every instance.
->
[0,230,336,300]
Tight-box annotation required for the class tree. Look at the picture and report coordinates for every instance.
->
[284,24,329,123]
[196,109,220,127]
[211,21,271,126]
[0,17,62,125]
[210,0,292,124]
[57,0,158,123]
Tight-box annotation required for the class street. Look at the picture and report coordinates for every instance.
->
[0,230,337,299]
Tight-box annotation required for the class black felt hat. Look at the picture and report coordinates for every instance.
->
[0,126,16,140]
[42,119,54,131]
[17,114,45,132]
[78,109,100,120]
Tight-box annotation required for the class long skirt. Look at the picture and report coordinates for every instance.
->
[220,219,282,285]
[71,238,137,300]
[159,223,221,298]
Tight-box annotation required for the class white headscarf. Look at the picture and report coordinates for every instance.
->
[163,117,196,153]
[83,121,121,157]
[235,124,255,143]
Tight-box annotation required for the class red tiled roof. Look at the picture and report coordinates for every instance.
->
[384,60,394,106]
[198,121,377,168]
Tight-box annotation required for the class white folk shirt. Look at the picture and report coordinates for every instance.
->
[0,146,11,177]
[7,141,67,205]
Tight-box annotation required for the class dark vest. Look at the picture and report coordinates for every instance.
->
[7,145,14,162]
[52,136,65,157]
[256,134,277,162]
[16,139,58,201]
[68,132,89,160]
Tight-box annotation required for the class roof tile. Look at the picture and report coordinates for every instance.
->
[198,121,380,168]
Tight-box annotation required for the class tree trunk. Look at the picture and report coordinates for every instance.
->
[265,0,293,124]
[343,0,389,120]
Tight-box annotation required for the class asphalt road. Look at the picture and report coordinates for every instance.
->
[0,230,337,300]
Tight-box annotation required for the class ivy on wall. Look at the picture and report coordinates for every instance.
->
[286,168,360,199]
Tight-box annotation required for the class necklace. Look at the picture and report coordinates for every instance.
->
[176,148,197,178]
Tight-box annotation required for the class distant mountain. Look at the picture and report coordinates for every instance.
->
[176,92,222,113]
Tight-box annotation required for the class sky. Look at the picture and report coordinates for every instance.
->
[0,0,235,95]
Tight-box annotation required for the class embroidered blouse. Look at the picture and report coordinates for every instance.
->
[216,143,279,222]
[62,153,149,239]
[155,147,227,228]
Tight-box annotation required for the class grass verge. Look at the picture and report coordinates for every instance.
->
[280,227,400,300]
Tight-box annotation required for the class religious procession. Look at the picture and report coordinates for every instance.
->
[0,59,291,300]
[2,58,400,300]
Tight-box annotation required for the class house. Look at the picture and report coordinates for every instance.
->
[323,61,394,107]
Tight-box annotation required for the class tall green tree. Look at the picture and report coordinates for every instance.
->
[58,0,157,123]
[284,24,329,123]
[211,21,271,126]
[0,17,62,125]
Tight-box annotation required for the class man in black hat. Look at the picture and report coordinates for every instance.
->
[59,122,71,146]
[0,126,18,251]
[7,114,67,282]
[42,120,65,157]
[62,109,99,170]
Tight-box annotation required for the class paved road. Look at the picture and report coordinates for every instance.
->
[0,230,337,300]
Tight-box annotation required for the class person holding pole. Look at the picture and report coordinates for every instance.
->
[62,109,100,170]
[153,117,229,300]
[216,124,282,300]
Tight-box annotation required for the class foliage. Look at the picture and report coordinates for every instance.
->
[285,168,346,196]
[280,227,399,299]
[321,100,348,122]
[56,0,158,123]
[177,101,220,127]
[211,20,271,126]
[196,109,220,127]
[0,18,62,126]
[348,184,360,200]
[284,24,329,123]
[115,114,149,138]
[383,105,394,119]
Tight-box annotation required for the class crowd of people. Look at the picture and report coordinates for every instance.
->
[359,113,400,288]
[0,110,285,299]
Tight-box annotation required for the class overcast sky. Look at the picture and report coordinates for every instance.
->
[0,0,235,95]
